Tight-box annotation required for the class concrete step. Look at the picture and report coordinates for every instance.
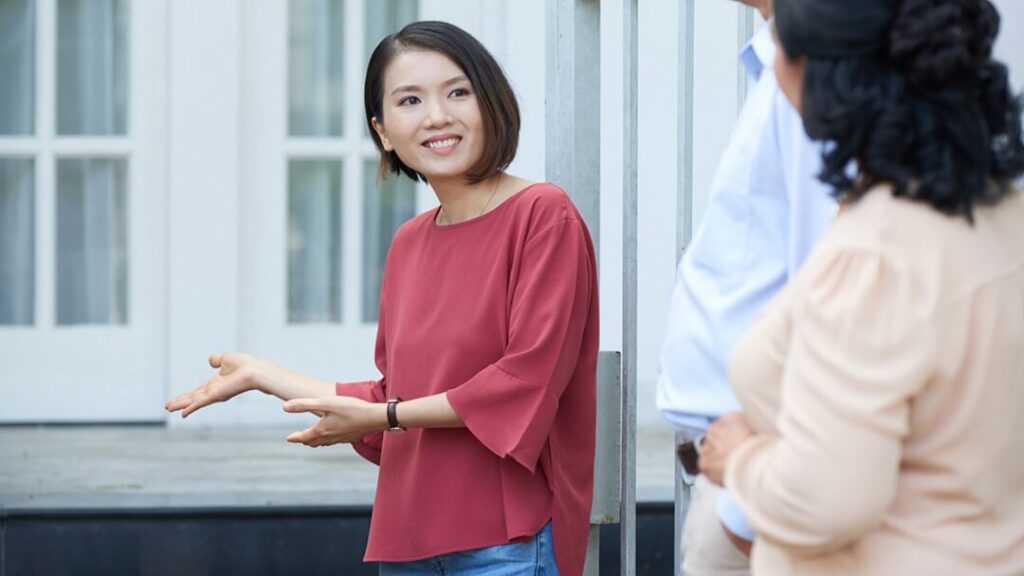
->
[0,424,678,575]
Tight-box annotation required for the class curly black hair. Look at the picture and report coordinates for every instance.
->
[775,0,1024,220]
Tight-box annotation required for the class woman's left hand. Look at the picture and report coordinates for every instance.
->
[283,396,387,447]
[699,412,756,486]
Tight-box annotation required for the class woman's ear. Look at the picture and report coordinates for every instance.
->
[371,117,393,151]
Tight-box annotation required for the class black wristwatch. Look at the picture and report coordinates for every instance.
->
[676,434,704,476]
[386,397,406,433]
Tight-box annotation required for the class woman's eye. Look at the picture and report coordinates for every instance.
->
[398,95,420,106]
[449,87,470,98]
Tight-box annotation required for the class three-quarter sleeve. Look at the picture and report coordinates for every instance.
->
[334,277,390,465]
[725,247,937,555]
[335,379,385,464]
[446,218,595,473]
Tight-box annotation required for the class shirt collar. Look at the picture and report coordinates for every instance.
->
[739,22,777,81]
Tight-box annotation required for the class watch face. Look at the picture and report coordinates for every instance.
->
[677,440,701,476]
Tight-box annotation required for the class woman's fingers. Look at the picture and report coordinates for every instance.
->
[166,354,251,418]
[167,380,217,418]
[164,390,189,411]
[287,425,316,444]
[306,436,328,448]
[166,385,203,411]
[285,419,359,447]
[283,398,331,415]
[180,394,210,418]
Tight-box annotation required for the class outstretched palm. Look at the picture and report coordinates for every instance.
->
[165,353,261,418]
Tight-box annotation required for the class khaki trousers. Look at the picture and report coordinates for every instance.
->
[681,475,751,576]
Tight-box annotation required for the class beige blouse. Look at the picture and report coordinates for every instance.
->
[726,186,1024,575]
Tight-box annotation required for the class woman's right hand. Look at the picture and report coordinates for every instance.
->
[165,353,267,418]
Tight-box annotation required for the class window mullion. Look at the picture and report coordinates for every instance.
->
[342,154,361,328]
[345,0,365,146]
[342,0,365,327]
[35,0,56,329]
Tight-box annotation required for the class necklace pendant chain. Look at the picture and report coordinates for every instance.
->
[440,174,502,226]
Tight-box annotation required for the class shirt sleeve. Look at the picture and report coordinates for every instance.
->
[774,85,835,277]
[725,247,935,555]
[446,218,595,473]
[717,490,757,541]
[334,271,391,466]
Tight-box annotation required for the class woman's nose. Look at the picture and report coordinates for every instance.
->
[423,99,452,128]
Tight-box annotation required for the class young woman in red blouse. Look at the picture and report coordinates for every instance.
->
[166,20,598,576]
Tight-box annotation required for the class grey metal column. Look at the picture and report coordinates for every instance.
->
[621,0,639,575]
[545,1,611,575]
[674,1,696,575]
[676,0,696,257]
[546,0,600,242]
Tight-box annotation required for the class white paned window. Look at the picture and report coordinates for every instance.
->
[0,0,35,135]
[53,0,131,325]
[360,0,418,322]
[288,0,344,137]
[361,159,415,322]
[0,0,36,326]
[286,0,418,325]
[55,157,128,325]
[364,0,417,62]
[0,158,35,325]
[1,0,165,422]
[288,159,343,323]
[56,0,129,135]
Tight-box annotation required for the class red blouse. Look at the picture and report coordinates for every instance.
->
[335,183,598,576]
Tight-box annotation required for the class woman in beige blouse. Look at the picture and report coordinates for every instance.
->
[698,0,1024,574]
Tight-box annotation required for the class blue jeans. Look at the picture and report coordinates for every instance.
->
[378,522,558,576]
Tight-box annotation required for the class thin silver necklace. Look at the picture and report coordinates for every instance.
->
[438,174,502,226]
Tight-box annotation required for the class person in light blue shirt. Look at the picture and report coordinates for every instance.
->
[656,2,835,574]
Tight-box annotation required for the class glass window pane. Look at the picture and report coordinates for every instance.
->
[0,158,35,325]
[364,0,417,62]
[0,0,35,135]
[362,161,415,322]
[363,0,416,136]
[56,157,128,325]
[288,0,344,137]
[289,159,342,323]
[56,0,129,135]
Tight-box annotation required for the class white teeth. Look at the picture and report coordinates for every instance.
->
[426,137,459,149]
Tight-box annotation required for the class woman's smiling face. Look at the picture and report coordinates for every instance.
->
[371,49,485,184]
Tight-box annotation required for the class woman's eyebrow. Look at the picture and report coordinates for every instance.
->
[390,75,470,96]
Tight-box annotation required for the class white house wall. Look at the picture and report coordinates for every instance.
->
[8,0,1018,427]
[166,0,245,426]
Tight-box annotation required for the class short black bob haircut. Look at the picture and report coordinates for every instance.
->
[364,21,520,184]
[775,0,1024,220]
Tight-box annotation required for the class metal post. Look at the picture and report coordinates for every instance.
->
[545,2,610,574]
[621,0,639,575]
[589,351,623,575]
[676,0,696,258]
[546,0,601,244]
[674,1,696,575]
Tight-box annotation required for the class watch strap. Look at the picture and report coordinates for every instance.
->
[386,397,405,432]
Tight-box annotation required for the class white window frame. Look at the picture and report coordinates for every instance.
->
[0,0,168,422]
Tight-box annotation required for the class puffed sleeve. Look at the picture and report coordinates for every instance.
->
[446,217,595,473]
[334,275,390,465]
[725,247,937,555]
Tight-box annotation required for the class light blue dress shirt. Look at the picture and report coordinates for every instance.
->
[656,25,836,540]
